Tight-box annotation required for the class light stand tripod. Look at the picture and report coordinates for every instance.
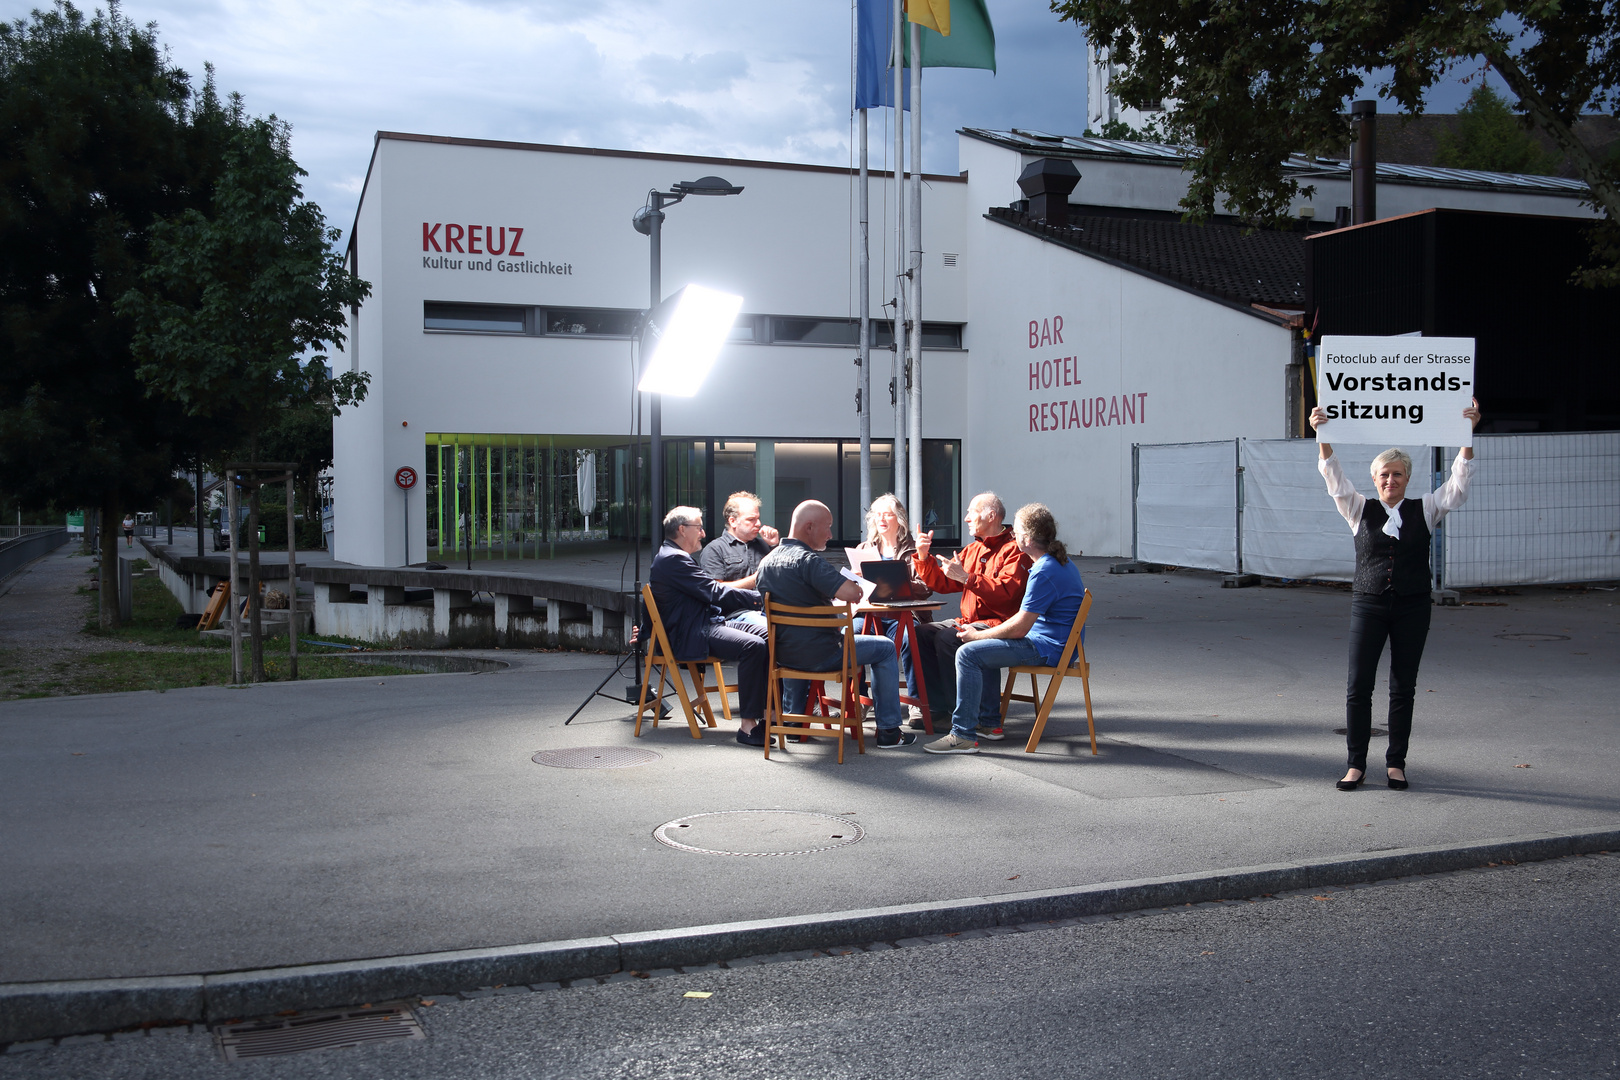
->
[563,367,664,724]
[562,174,742,728]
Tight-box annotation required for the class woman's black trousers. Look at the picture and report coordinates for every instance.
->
[1345,591,1431,771]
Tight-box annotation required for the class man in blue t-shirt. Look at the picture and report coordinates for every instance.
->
[926,503,1084,754]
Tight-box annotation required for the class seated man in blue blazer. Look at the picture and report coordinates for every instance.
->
[640,506,769,746]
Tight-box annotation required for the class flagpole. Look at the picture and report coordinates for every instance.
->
[858,107,872,522]
[890,0,908,511]
[907,18,923,526]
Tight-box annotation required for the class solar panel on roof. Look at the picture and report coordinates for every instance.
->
[966,128,1590,194]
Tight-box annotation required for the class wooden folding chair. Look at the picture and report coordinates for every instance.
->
[634,585,734,739]
[763,594,864,763]
[198,580,231,632]
[999,589,1096,754]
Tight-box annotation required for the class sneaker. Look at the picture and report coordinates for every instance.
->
[924,732,980,755]
[875,729,917,749]
[736,724,766,747]
[974,725,1006,741]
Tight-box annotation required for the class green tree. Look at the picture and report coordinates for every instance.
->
[0,2,232,627]
[1055,0,1620,279]
[1437,84,1559,174]
[120,115,370,680]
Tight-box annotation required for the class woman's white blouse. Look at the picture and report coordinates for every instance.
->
[1318,450,1474,536]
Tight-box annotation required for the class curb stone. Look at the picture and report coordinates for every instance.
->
[3,824,1616,1045]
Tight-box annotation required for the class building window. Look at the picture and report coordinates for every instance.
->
[869,322,964,350]
[729,315,764,342]
[424,302,526,334]
[771,317,861,346]
[544,308,639,337]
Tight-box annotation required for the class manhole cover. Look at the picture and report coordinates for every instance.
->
[533,746,662,769]
[1495,633,1570,642]
[654,810,864,856]
[214,1004,423,1061]
[1333,727,1387,737]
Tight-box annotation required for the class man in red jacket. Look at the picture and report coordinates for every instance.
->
[910,492,1030,734]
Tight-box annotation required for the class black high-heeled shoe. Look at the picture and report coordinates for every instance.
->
[1387,770,1409,790]
[1336,770,1364,791]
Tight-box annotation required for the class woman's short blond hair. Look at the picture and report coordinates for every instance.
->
[1370,448,1413,478]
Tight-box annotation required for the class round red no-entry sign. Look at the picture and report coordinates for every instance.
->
[394,466,418,489]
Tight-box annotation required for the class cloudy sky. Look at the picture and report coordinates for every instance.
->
[4,0,1498,237]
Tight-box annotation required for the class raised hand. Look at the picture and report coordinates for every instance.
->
[915,528,933,560]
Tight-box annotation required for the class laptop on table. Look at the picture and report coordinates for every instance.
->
[855,558,935,607]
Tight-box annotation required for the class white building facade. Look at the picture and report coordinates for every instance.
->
[331,130,1594,566]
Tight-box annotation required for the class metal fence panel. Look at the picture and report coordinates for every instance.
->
[1241,440,1432,582]
[1442,432,1620,587]
[1136,440,1238,573]
[0,528,69,582]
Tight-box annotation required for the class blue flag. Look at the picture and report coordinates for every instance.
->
[856,0,908,111]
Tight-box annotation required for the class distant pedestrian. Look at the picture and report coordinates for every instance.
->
[1309,398,1481,791]
[122,514,135,548]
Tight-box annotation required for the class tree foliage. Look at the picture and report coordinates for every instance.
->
[1436,84,1559,174]
[119,113,369,679]
[120,114,370,436]
[1054,0,1620,278]
[0,2,233,625]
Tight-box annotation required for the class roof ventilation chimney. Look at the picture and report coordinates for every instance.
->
[1016,158,1081,228]
[1350,100,1377,225]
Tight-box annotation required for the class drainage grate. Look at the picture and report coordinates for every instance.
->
[655,810,864,856]
[214,1004,424,1061]
[532,746,662,769]
[1333,727,1387,736]
[1495,633,1570,642]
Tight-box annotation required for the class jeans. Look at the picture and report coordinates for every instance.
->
[1345,591,1431,771]
[916,618,985,718]
[878,618,920,697]
[726,609,768,633]
[782,634,903,731]
[952,637,1043,738]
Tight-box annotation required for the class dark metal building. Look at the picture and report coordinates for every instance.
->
[1305,208,1620,433]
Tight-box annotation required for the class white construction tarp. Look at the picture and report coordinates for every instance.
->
[1136,441,1237,572]
[1443,432,1620,587]
[1241,440,1431,582]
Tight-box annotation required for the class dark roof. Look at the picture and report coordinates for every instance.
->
[962,128,1590,197]
[986,206,1306,310]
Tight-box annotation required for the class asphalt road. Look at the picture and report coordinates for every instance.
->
[5,559,1615,986]
[6,851,1615,1079]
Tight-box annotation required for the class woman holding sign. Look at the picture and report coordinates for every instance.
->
[1309,398,1481,791]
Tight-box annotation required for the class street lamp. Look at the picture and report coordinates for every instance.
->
[565,176,744,724]
[631,176,743,536]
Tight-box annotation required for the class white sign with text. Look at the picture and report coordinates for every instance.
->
[1317,335,1476,447]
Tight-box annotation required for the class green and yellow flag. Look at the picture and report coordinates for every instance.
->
[904,0,996,72]
[906,0,950,36]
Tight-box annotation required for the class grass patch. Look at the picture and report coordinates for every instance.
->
[83,560,230,648]
[0,560,410,700]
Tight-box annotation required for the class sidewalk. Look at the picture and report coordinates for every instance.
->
[0,558,1614,995]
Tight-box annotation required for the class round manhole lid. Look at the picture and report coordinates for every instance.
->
[654,810,864,857]
[1495,633,1570,642]
[532,746,662,769]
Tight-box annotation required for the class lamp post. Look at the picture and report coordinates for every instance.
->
[564,191,743,726]
[632,176,743,538]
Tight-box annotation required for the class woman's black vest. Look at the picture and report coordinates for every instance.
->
[1353,500,1431,596]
